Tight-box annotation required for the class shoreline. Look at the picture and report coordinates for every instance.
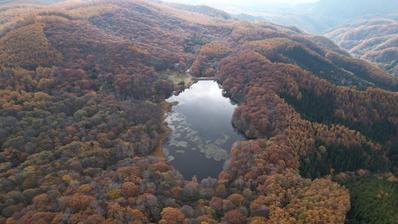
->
[153,101,173,159]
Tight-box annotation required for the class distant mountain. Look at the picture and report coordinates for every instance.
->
[326,19,398,76]
[301,0,398,18]
[166,3,232,20]
[0,0,64,5]
[161,0,398,34]
[254,0,398,33]
[258,12,329,34]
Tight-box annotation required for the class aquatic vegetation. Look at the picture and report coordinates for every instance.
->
[163,81,242,179]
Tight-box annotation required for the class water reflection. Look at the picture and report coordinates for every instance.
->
[163,80,243,180]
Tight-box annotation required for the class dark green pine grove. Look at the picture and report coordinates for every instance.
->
[299,142,390,179]
[344,177,398,224]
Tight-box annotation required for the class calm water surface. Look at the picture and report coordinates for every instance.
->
[163,80,243,180]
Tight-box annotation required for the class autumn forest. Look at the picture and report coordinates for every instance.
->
[0,0,397,223]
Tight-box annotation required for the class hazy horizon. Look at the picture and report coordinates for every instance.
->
[163,0,319,13]
[163,0,319,5]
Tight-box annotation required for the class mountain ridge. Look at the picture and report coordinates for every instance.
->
[326,18,398,76]
[246,0,398,33]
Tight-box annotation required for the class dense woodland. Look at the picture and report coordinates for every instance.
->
[0,0,397,223]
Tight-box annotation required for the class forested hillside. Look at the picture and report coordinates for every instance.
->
[0,0,397,223]
[326,19,398,76]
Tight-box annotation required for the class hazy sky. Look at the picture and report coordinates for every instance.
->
[165,0,318,6]
[164,0,319,13]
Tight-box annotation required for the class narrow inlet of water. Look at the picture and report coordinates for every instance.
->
[163,80,243,180]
